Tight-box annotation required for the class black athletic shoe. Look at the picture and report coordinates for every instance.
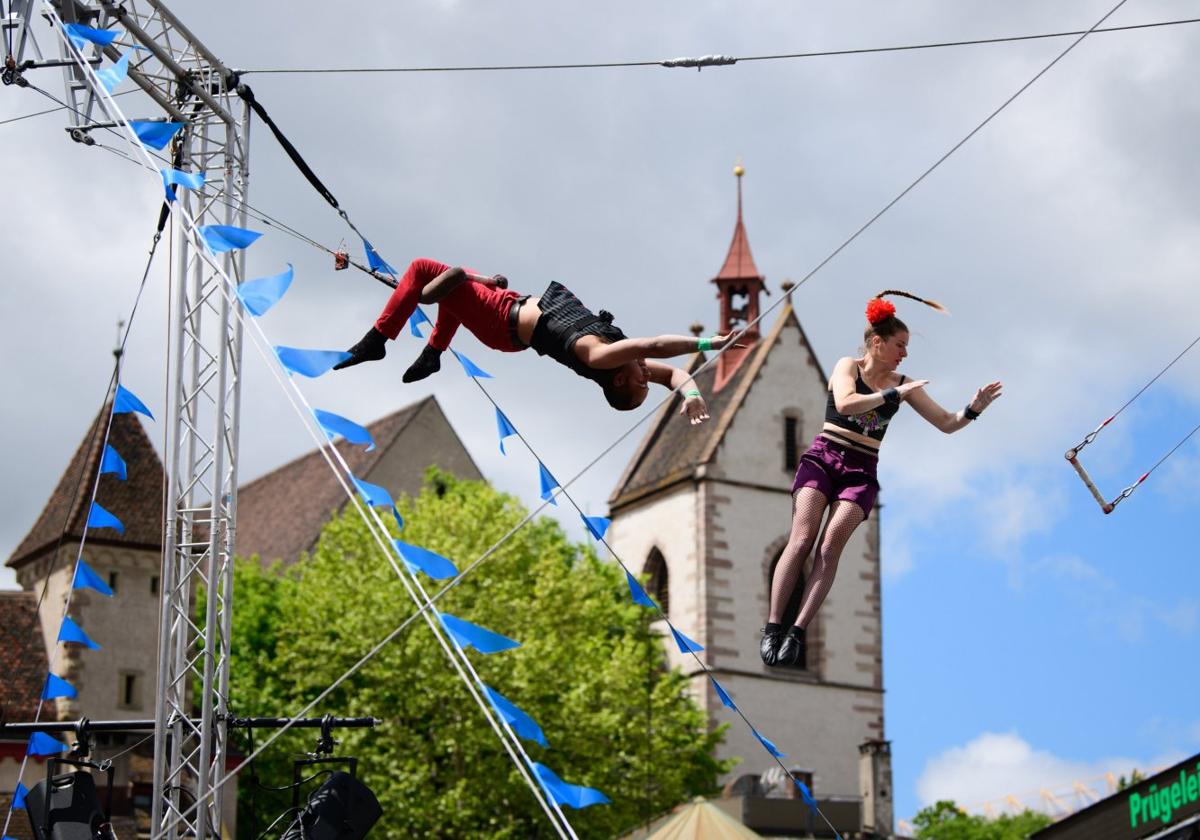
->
[333,327,387,370]
[402,345,443,383]
[759,624,784,667]
[777,627,806,668]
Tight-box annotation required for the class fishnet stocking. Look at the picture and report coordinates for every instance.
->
[792,501,866,630]
[767,488,828,624]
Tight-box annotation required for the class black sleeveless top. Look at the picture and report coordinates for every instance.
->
[530,282,628,386]
[824,370,907,443]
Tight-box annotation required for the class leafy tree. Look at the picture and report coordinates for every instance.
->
[1117,769,1146,791]
[913,800,1053,840]
[228,470,732,838]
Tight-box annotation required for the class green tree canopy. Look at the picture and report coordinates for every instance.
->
[913,799,1053,840]
[229,470,731,838]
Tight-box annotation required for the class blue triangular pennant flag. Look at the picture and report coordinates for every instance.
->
[313,408,374,451]
[495,408,518,455]
[532,763,610,810]
[12,782,29,809]
[96,51,131,93]
[58,616,100,650]
[42,673,77,700]
[130,120,184,151]
[198,224,262,253]
[794,778,818,813]
[64,23,119,50]
[451,349,492,379]
[27,732,68,756]
[351,476,392,508]
[361,238,397,276]
[581,515,610,541]
[392,540,457,580]
[408,307,431,338]
[160,167,205,201]
[86,501,124,534]
[753,728,785,759]
[484,686,548,747]
[274,346,351,378]
[73,559,113,597]
[625,570,656,609]
[113,384,153,419]
[236,264,293,316]
[392,506,404,532]
[100,444,127,481]
[670,626,704,654]
[711,678,737,711]
[538,463,559,506]
[439,612,520,654]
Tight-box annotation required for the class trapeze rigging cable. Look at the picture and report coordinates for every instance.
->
[1066,329,1200,514]
[239,16,1200,75]
[131,4,1138,833]
[22,0,1135,831]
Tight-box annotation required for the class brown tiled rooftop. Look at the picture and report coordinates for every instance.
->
[7,407,164,571]
[0,591,53,723]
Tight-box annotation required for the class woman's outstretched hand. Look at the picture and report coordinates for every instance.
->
[970,381,1003,413]
[681,393,711,425]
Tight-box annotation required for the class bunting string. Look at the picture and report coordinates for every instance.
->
[38,16,577,839]
[34,0,1132,831]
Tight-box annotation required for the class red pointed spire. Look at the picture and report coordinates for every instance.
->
[710,165,767,390]
[716,167,762,281]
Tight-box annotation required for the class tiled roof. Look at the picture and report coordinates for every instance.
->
[235,396,474,563]
[0,591,53,723]
[7,408,165,570]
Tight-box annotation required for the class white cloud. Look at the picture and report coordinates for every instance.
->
[914,731,1181,818]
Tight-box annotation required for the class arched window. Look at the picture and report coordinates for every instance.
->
[645,549,669,617]
[767,548,807,670]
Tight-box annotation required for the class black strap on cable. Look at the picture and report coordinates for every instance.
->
[236,83,342,212]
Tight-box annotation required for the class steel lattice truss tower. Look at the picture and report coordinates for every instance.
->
[5,1,248,835]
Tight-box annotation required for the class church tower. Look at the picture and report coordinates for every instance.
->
[607,167,890,828]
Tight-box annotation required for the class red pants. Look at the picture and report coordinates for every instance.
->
[374,258,524,352]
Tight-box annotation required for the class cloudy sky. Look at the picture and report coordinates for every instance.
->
[2,0,1198,825]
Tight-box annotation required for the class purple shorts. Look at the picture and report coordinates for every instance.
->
[790,436,880,519]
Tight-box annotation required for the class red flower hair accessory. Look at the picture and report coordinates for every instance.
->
[866,297,896,325]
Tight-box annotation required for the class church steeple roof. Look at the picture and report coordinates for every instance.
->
[715,165,763,282]
[7,406,165,570]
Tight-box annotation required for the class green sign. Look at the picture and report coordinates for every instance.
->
[1128,762,1200,830]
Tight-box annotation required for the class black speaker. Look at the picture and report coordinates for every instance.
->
[281,771,381,840]
[24,771,109,840]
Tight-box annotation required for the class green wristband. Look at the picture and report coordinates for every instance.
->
[697,337,713,352]
[685,389,702,398]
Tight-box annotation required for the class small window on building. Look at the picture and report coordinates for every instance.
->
[645,549,669,617]
[118,671,143,710]
[783,415,800,472]
[108,571,119,593]
[150,576,159,595]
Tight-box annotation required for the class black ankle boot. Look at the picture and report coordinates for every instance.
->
[333,327,387,370]
[402,345,443,383]
[759,623,784,667]
[777,627,806,668]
